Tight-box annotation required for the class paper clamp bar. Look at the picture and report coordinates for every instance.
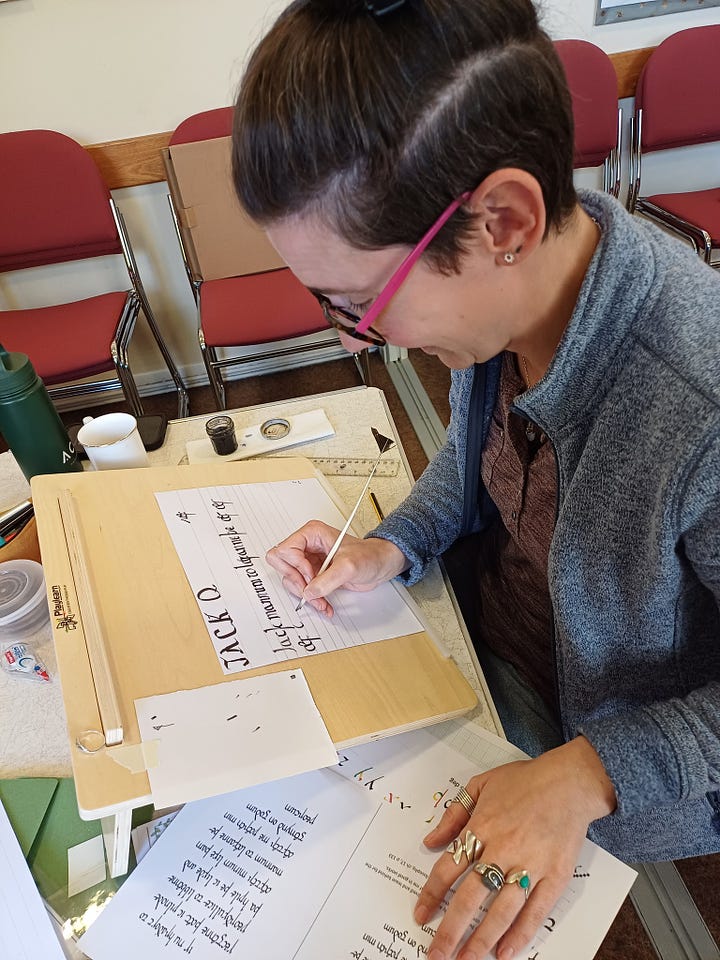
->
[58,489,124,746]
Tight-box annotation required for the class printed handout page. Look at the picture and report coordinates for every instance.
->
[296,793,634,960]
[311,729,635,960]
[78,769,381,960]
[156,479,424,675]
[134,669,338,807]
[78,724,635,960]
[0,796,66,960]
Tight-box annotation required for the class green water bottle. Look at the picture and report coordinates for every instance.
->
[0,343,83,481]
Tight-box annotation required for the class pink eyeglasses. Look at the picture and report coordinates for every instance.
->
[313,190,472,346]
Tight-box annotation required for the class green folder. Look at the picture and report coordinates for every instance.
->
[0,777,58,856]
[0,776,154,939]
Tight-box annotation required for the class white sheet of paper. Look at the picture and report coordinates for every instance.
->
[185,408,335,464]
[77,723,636,960]
[296,797,635,960]
[67,835,107,898]
[328,727,637,958]
[155,479,424,674]
[135,669,338,808]
[78,769,380,960]
[0,798,66,960]
[334,723,526,829]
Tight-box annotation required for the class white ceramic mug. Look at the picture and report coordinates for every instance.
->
[77,413,150,470]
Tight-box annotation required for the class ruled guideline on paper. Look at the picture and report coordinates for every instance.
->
[155,478,423,674]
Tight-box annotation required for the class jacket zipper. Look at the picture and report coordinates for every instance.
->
[510,403,564,734]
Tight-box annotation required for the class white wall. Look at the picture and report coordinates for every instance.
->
[542,0,720,51]
[1,0,718,398]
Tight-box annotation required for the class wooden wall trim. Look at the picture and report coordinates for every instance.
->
[612,45,653,100]
[86,46,655,192]
[86,131,171,191]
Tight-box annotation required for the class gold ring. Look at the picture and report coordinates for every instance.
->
[445,830,483,865]
[451,786,475,815]
[506,869,531,901]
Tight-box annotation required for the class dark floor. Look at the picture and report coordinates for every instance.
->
[42,349,720,958]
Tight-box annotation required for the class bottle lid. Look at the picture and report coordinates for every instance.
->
[0,344,36,399]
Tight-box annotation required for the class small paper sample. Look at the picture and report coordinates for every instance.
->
[0,796,66,960]
[67,835,107,897]
[135,669,338,808]
[155,478,424,674]
[131,812,178,864]
[185,408,335,464]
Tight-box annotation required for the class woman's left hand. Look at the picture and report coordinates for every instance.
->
[414,736,617,960]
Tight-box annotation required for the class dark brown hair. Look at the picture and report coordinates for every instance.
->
[233,0,576,272]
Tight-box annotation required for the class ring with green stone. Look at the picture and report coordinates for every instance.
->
[506,869,531,901]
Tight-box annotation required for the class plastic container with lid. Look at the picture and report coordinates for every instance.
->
[0,559,50,639]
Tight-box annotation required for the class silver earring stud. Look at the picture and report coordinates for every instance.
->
[503,252,515,264]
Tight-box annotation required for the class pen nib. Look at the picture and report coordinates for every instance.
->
[371,427,395,456]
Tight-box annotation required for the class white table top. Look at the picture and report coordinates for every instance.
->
[0,386,501,780]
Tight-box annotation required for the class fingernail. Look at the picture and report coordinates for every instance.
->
[428,950,445,960]
[414,904,429,924]
[497,947,515,960]
[423,827,438,843]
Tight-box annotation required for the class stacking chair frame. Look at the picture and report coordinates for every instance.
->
[110,200,190,417]
[603,112,623,199]
[554,38,623,200]
[165,107,370,411]
[626,26,720,268]
[165,195,367,410]
[627,110,717,266]
[0,130,189,419]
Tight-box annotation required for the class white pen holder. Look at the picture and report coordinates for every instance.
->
[185,409,335,464]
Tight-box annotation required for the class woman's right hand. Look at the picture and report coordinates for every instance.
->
[265,521,409,616]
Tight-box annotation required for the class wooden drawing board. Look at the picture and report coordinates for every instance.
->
[31,459,477,818]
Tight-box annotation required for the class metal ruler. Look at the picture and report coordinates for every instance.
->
[308,456,400,477]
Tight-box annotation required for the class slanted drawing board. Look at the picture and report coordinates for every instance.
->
[31,459,477,824]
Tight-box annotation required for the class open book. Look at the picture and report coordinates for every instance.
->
[78,723,635,960]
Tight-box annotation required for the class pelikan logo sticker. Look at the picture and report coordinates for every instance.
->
[51,584,78,631]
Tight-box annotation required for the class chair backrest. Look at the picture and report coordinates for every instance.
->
[554,39,619,169]
[636,25,720,154]
[169,107,233,147]
[0,129,121,273]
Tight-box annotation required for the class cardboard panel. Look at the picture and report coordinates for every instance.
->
[164,137,284,282]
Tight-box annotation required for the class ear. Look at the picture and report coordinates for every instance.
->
[465,169,546,267]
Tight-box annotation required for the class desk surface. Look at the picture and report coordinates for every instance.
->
[0,386,501,782]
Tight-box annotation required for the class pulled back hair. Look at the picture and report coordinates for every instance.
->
[233,0,576,273]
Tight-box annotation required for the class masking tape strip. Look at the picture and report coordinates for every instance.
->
[177,205,198,229]
[107,739,160,774]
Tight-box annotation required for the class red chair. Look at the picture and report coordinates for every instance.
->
[627,25,720,267]
[555,39,622,196]
[0,129,189,417]
[166,107,367,410]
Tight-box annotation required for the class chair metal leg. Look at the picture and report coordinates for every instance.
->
[199,333,226,410]
[112,200,190,419]
[112,294,144,418]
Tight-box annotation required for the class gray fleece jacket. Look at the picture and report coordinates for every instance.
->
[370,190,720,862]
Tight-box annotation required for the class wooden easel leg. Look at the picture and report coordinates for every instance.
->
[101,809,132,878]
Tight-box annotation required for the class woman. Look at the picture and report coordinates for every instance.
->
[232,1,720,957]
